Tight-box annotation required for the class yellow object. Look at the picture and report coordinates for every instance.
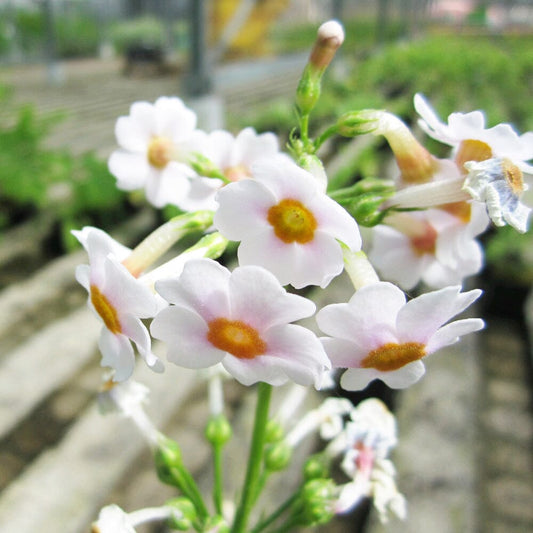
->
[210,0,290,58]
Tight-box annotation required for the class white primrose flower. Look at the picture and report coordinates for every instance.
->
[464,157,531,233]
[180,126,291,211]
[92,504,179,533]
[414,93,533,173]
[214,158,361,289]
[151,258,331,387]
[73,227,163,381]
[316,281,484,390]
[368,204,489,290]
[108,96,198,208]
[92,504,136,533]
[333,399,406,523]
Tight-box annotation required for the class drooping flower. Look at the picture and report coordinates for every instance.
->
[316,282,483,390]
[368,204,489,290]
[464,157,531,232]
[108,97,198,208]
[73,227,163,381]
[330,399,406,523]
[213,158,361,289]
[414,93,533,173]
[181,127,291,211]
[151,258,331,387]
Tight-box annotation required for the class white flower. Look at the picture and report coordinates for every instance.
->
[316,282,484,390]
[73,227,163,381]
[92,504,136,533]
[214,158,361,289]
[97,379,160,447]
[151,258,331,387]
[368,205,489,290]
[464,157,531,232]
[180,126,291,211]
[108,97,198,207]
[414,93,533,172]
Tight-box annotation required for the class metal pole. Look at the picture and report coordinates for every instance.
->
[40,0,64,85]
[185,0,212,97]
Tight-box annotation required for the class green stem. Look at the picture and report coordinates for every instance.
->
[299,113,310,146]
[213,442,224,515]
[250,493,299,533]
[173,464,210,521]
[314,124,339,151]
[231,383,273,533]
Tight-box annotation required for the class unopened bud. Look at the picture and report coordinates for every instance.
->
[309,21,345,72]
[304,453,330,480]
[337,111,379,137]
[165,497,196,531]
[298,479,336,526]
[265,419,285,443]
[205,414,232,447]
[264,441,292,471]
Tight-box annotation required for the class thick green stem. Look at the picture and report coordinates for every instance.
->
[231,383,273,533]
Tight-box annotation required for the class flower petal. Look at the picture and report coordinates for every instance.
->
[98,328,135,382]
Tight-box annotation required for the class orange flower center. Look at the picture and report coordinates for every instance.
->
[267,198,317,244]
[90,285,122,334]
[455,139,493,171]
[440,201,472,223]
[147,136,173,169]
[361,342,426,372]
[207,318,266,359]
[410,222,437,256]
[224,164,250,182]
[502,158,524,195]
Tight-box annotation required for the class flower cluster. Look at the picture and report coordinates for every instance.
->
[76,19,532,533]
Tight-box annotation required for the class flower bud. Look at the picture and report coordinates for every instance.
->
[205,414,232,447]
[165,497,196,531]
[337,111,379,137]
[154,437,183,486]
[296,20,344,115]
[298,479,336,526]
[304,453,330,480]
[264,441,292,472]
[265,419,285,443]
[205,515,230,533]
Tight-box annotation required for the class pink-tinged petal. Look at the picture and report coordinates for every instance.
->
[103,259,158,317]
[75,264,90,291]
[214,179,276,240]
[121,314,164,372]
[151,306,223,368]
[154,97,196,141]
[222,355,289,386]
[426,318,484,353]
[98,328,135,382]
[108,150,150,190]
[228,265,316,329]
[340,367,382,391]
[115,115,150,152]
[155,259,231,321]
[177,176,220,212]
[377,360,426,389]
[414,93,447,137]
[448,110,486,139]
[128,101,158,135]
[74,226,131,261]
[144,163,192,208]
[396,286,482,344]
[203,129,236,166]
[308,196,361,251]
[320,337,365,368]
[368,226,427,290]
[234,128,280,166]
[262,324,331,385]
[251,158,319,204]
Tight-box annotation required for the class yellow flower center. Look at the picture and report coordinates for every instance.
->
[224,164,250,182]
[267,198,317,244]
[207,318,266,359]
[455,139,493,171]
[440,201,472,223]
[361,342,426,371]
[147,136,174,169]
[502,158,524,195]
[90,285,122,334]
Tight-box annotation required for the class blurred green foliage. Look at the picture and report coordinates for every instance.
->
[109,16,166,54]
[0,96,129,251]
